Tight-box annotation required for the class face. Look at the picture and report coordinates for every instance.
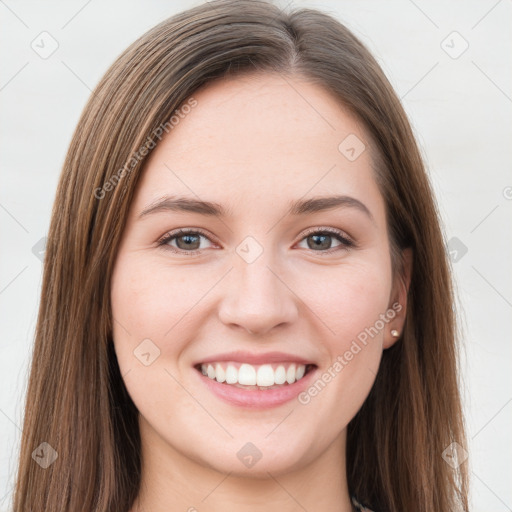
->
[110,73,408,478]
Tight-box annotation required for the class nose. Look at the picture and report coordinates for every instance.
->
[217,249,299,336]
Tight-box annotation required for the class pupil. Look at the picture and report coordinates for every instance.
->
[178,234,199,250]
[309,234,330,250]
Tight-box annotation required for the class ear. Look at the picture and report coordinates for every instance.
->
[383,247,413,349]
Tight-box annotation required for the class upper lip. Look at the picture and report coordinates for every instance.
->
[194,351,316,367]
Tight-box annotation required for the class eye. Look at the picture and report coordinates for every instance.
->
[296,227,355,254]
[157,228,215,255]
[157,226,355,256]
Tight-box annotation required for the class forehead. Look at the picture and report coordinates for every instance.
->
[131,73,385,223]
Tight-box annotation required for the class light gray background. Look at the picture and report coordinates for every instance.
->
[1,1,511,511]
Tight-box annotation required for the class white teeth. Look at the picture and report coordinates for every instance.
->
[256,364,274,387]
[225,364,238,384]
[274,365,287,385]
[215,363,226,383]
[199,361,309,388]
[286,363,296,384]
[238,363,256,385]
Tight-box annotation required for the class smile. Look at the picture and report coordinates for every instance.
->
[194,362,319,408]
[196,361,316,390]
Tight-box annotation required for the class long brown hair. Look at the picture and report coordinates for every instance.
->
[12,1,469,510]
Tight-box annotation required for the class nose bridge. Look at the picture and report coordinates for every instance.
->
[217,236,298,334]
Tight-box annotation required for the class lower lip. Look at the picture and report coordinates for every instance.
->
[195,366,318,409]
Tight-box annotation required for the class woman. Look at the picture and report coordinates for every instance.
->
[12,0,469,510]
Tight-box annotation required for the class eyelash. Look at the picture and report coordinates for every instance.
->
[156,227,355,256]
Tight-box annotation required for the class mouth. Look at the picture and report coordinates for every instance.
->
[193,361,318,391]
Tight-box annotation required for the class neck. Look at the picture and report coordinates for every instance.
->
[130,415,354,512]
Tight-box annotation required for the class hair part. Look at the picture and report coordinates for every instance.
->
[13,1,469,511]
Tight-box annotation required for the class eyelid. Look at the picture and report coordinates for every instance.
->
[299,225,354,245]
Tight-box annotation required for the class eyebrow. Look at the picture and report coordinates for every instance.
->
[138,194,374,222]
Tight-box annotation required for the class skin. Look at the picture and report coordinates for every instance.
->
[111,72,411,512]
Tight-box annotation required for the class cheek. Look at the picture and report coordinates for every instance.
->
[111,250,393,364]
[111,255,207,337]
[294,260,393,417]
[302,259,392,345]
[110,257,206,424]
[110,255,224,380]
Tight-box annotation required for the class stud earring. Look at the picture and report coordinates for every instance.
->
[391,329,400,338]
